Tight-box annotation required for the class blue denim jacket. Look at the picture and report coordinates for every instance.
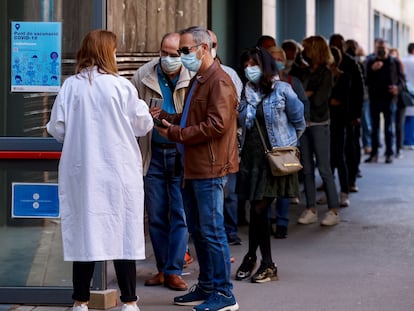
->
[238,81,306,149]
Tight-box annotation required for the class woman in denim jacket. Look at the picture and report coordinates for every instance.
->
[235,47,305,283]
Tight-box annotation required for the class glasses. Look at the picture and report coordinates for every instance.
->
[177,44,202,55]
[160,50,180,58]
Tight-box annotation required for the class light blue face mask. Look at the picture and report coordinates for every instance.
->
[180,50,202,72]
[276,60,286,71]
[160,56,182,73]
[245,65,262,84]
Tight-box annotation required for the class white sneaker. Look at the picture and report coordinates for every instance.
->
[121,303,140,311]
[290,197,300,204]
[316,195,327,205]
[73,304,88,311]
[340,192,349,207]
[297,209,318,224]
[321,210,339,226]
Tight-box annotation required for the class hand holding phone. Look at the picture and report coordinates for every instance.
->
[153,118,168,128]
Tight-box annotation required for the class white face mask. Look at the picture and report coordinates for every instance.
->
[245,65,262,84]
[211,48,217,59]
[160,56,182,73]
[181,51,202,72]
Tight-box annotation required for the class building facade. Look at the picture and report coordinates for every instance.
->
[0,0,413,305]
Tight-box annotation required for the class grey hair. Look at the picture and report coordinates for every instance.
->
[179,26,212,49]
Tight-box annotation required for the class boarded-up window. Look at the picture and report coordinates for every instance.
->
[107,0,208,53]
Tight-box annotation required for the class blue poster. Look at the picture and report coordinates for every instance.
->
[12,183,59,218]
[11,21,62,93]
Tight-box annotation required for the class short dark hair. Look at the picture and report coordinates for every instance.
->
[408,43,414,54]
[256,35,276,48]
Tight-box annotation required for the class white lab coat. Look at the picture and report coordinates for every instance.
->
[47,67,153,261]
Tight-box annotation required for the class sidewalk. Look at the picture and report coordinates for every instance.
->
[4,147,414,311]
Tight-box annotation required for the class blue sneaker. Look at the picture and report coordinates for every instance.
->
[174,284,213,306]
[192,291,239,311]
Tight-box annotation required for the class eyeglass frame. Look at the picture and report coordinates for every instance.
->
[177,44,203,55]
[160,49,180,58]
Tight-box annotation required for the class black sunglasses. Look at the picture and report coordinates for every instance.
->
[177,44,202,55]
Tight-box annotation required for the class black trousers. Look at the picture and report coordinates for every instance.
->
[72,260,137,303]
[247,197,275,265]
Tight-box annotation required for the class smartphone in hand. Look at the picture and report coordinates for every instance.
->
[153,118,168,128]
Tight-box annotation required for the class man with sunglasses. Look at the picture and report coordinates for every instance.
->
[154,26,239,311]
[130,32,192,291]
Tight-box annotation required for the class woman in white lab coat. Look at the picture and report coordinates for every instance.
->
[47,30,153,311]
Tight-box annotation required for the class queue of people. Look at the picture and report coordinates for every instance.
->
[46,26,414,311]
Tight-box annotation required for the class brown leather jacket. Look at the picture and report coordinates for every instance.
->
[160,59,239,179]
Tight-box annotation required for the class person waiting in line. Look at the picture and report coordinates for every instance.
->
[47,29,153,311]
[296,35,341,226]
[130,32,192,291]
[345,39,368,192]
[155,26,239,311]
[281,39,302,74]
[208,29,243,246]
[389,47,406,159]
[329,34,364,200]
[267,45,309,238]
[235,47,305,282]
[365,39,402,164]
[257,36,299,239]
[256,35,277,50]
[402,43,414,149]
[327,46,351,207]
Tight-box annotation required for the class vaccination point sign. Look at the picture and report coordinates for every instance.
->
[11,21,62,93]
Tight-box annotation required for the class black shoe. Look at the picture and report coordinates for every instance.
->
[364,155,378,163]
[274,226,287,239]
[235,254,256,281]
[251,262,278,283]
[385,156,393,164]
[227,235,242,245]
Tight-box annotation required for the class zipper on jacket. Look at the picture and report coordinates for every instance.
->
[208,141,215,172]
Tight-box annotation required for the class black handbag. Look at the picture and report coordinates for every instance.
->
[400,82,414,107]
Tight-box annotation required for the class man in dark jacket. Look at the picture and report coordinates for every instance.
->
[365,39,402,163]
[329,34,365,202]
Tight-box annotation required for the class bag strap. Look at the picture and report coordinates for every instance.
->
[254,118,270,153]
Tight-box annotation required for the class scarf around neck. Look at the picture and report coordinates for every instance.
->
[244,82,265,129]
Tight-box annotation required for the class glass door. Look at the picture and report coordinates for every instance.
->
[0,0,106,304]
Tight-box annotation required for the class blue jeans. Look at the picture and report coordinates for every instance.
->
[300,125,339,209]
[275,197,290,227]
[223,173,239,240]
[361,99,372,148]
[182,176,233,296]
[370,101,396,157]
[144,145,188,276]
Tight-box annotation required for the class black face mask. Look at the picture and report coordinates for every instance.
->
[377,48,386,58]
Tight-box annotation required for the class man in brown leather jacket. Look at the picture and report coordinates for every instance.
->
[154,26,239,311]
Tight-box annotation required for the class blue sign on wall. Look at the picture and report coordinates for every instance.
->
[12,183,59,218]
[11,21,62,93]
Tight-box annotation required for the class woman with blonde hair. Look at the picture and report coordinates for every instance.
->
[296,35,341,226]
[47,30,153,311]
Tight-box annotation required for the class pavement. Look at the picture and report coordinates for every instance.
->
[3,147,414,311]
